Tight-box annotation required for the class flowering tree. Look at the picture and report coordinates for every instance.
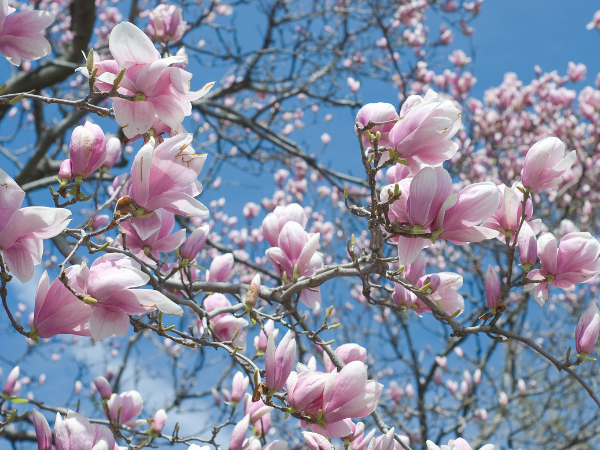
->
[1,1,600,450]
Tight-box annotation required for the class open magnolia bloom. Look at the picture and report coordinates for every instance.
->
[119,134,209,240]
[33,254,183,341]
[0,0,55,66]
[78,21,214,138]
[0,168,71,282]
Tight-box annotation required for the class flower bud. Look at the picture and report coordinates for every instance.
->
[58,159,73,182]
[69,122,106,179]
[3,366,19,395]
[245,273,260,309]
[151,409,167,434]
[265,330,296,392]
[93,376,112,400]
[102,137,122,170]
[31,409,52,450]
[180,224,209,260]
[575,301,600,355]
[485,265,501,309]
[147,4,187,43]
[521,137,576,191]
[231,371,249,403]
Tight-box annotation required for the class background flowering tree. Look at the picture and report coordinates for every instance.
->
[1,1,600,450]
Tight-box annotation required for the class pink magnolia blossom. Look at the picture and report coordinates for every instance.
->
[587,10,600,30]
[116,209,185,263]
[518,220,538,268]
[151,409,167,434]
[243,393,273,424]
[520,137,576,191]
[229,414,250,450]
[204,293,248,348]
[82,22,214,138]
[34,254,183,341]
[481,183,541,244]
[323,344,367,373]
[351,428,377,450]
[180,224,209,260]
[58,159,73,183]
[55,410,121,450]
[265,330,297,392]
[382,166,452,265]
[254,319,278,352]
[288,361,383,438]
[31,409,52,450]
[266,221,323,309]
[262,203,308,246]
[389,90,461,172]
[231,371,249,403]
[102,137,123,170]
[0,1,54,66]
[413,273,465,316]
[32,271,92,338]
[146,5,187,43]
[93,376,112,400]
[106,390,144,427]
[2,366,19,395]
[526,232,600,306]
[348,77,361,93]
[0,168,71,282]
[426,438,495,450]
[367,428,410,450]
[567,62,586,82]
[354,103,399,151]
[124,134,209,240]
[485,265,501,310]
[303,432,336,450]
[429,182,501,245]
[206,253,235,282]
[69,122,107,179]
[575,301,600,355]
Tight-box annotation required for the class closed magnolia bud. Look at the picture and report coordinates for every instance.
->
[575,301,600,355]
[206,253,234,282]
[245,273,260,309]
[521,137,576,191]
[151,409,167,434]
[58,159,73,182]
[3,366,19,395]
[485,265,501,309]
[31,409,52,450]
[69,122,106,179]
[180,224,209,260]
[498,391,509,405]
[93,376,112,400]
[102,137,122,170]
[230,371,249,403]
[517,220,537,268]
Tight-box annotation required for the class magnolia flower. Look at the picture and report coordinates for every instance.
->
[304,431,336,450]
[265,330,296,392]
[150,409,167,434]
[389,90,461,172]
[146,4,187,43]
[93,376,112,400]
[2,366,19,395]
[106,390,144,427]
[204,293,248,349]
[287,361,383,437]
[323,344,367,373]
[102,137,123,170]
[266,221,323,309]
[180,224,210,261]
[31,410,52,450]
[231,371,249,403]
[254,319,278,352]
[54,410,121,450]
[122,134,209,240]
[206,253,235,282]
[520,137,576,191]
[81,22,214,138]
[485,265,501,310]
[413,273,465,316]
[575,302,600,356]
[116,210,186,263]
[481,183,541,244]
[526,232,600,306]
[0,168,71,282]
[33,254,183,341]
[229,414,250,450]
[69,122,106,179]
[0,1,54,65]
[354,103,399,152]
[367,428,410,450]
[243,392,273,424]
[262,203,308,247]
[392,253,426,310]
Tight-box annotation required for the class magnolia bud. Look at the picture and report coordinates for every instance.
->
[93,376,112,400]
[245,274,260,309]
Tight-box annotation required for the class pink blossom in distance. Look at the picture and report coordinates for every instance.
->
[575,301,600,355]
[146,5,187,43]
